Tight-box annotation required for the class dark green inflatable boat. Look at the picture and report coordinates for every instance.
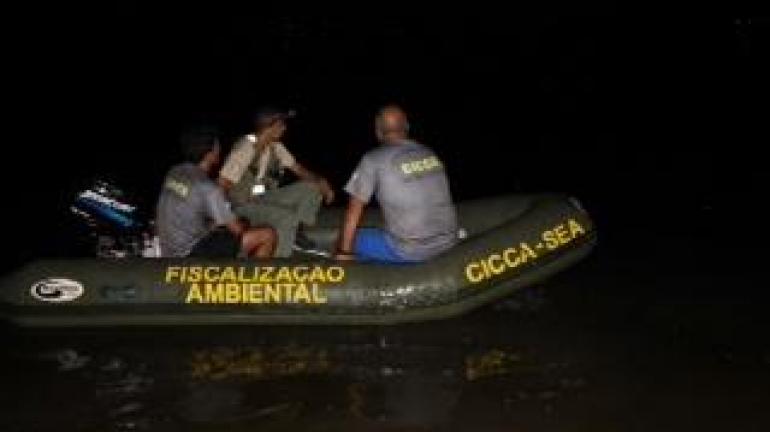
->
[0,194,596,327]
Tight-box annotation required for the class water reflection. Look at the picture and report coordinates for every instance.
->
[3,305,590,431]
[189,345,332,381]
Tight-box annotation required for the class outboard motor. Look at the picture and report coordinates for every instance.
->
[69,179,160,258]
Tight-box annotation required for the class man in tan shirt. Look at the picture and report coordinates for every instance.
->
[219,108,334,257]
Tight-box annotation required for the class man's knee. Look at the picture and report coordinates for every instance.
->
[235,203,291,226]
[242,226,277,250]
[257,226,277,245]
[293,180,322,199]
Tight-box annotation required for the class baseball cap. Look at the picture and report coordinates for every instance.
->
[255,107,297,129]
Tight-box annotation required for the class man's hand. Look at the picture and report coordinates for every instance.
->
[334,252,356,261]
[290,163,335,204]
[317,178,335,204]
[225,219,247,239]
[217,177,234,192]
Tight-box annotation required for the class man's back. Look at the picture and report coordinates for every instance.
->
[346,140,457,260]
[156,163,232,257]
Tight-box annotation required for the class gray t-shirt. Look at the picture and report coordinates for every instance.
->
[344,140,458,260]
[156,163,236,257]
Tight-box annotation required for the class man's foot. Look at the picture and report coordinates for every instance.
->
[292,232,330,257]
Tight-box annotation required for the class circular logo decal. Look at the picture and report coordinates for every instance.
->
[30,278,84,303]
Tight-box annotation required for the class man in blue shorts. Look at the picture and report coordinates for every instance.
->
[335,105,458,263]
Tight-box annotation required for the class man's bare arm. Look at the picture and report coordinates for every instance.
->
[289,162,335,204]
[336,196,365,259]
[289,162,320,182]
[218,177,234,192]
[224,219,246,239]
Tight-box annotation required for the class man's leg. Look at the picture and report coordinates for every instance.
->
[241,226,276,258]
[188,226,276,259]
[233,202,299,258]
[259,181,326,254]
[260,181,322,226]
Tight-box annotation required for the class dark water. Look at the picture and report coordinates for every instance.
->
[2,213,769,431]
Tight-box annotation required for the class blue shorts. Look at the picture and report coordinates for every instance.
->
[353,228,416,264]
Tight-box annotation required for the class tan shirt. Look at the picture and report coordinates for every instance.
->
[219,134,296,184]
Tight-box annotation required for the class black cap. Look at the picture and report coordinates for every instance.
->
[255,107,296,130]
[180,125,219,163]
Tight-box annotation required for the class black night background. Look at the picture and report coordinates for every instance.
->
[1,4,769,431]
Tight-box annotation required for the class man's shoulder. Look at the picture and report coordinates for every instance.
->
[366,141,431,160]
[170,163,214,186]
[401,140,431,153]
[221,136,256,170]
[230,135,256,154]
[237,134,258,145]
[160,163,207,199]
[166,162,195,178]
[363,144,399,162]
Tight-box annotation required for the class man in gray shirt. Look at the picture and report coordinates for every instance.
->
[335,105,458,262]
[157,127,276,258]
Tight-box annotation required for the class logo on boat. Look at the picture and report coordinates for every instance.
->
[30,278,84,302]
[464,218,587,284]
[164,265,345,305]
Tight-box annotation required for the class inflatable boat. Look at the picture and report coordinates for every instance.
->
[0,194,596,327]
